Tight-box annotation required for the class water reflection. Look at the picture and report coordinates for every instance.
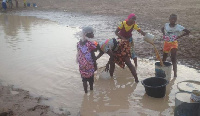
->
[0,14,49,50]
[140,78,176,115]
[80,71,137,116]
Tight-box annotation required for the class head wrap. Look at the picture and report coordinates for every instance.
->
[81,27,94,42]
[76,27,95,63]
[125,13,136,21]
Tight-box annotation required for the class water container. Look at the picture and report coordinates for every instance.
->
[141,77,168,98]
[99,71,111,80]
[174,92,200,116]
[143,33,155,44]
[33,3,37,7]
[155,61,172,81]
[27,3,30,7]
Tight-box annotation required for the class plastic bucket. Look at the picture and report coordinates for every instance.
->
[155,61,172,81]
[33,3,37,7]
[143,33,155,44]
[27,3,30,7]
[99,71,111,80]
[175,92,200,116]
[141,77,169,98]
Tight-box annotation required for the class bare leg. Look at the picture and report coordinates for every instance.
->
[89,81,93,90]
[109,61,115,77]
[106,51,115,77]
[171,48,177,77]
[83,81,88,93]
[162,52,168,62]
[125,57,139,83]
[133,57,137,68]
[89,77,94,90]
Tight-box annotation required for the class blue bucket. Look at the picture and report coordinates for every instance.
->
[155,61,172,81]
[27,3,30,7]
[33,3,37,7]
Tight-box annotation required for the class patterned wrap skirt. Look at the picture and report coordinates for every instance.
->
[113,40,131,68]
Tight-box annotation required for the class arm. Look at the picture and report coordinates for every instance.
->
[161,27,165,35]
[95,44,104,60]
[96,49,104,60]
[176,29,190,40]
[104,50,114,72]
[115,28,126,40]
[137,29,146,36]
[91,51,97,71]
[106,50,114,63]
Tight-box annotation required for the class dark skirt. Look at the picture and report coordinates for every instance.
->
[82,75,94,83]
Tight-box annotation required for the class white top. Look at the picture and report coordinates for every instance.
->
[3,0,7,2]
[164,23,185,42]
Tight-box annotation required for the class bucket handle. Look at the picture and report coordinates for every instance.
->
[141,79,169,88]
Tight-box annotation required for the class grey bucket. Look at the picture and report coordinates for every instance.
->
[155,61,172,81]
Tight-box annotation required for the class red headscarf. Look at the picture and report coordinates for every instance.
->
[125,13,136,21]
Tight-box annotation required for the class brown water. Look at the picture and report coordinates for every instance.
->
[0,13,199,116]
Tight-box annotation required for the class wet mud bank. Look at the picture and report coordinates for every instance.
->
[0,83,68,116]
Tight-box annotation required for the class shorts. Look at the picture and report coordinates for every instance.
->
[82,75,94,83]
[163,41,178,53]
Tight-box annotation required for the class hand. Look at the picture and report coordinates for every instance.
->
[105,63,109,72]
[175,36,181,40]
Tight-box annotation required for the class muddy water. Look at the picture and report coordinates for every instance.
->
[0,12,199,116]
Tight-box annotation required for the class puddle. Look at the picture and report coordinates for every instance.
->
[0,12,199,116]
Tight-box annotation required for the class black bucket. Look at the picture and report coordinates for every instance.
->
[141,77,169,98]
[174,102,200,116]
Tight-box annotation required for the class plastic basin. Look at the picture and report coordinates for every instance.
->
[142,77,169,98]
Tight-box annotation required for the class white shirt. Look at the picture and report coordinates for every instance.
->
[164,23,185,42]
[3,0,7,3]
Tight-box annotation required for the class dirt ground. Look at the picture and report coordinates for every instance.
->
[0,84,68,116]
[25,0,200,70]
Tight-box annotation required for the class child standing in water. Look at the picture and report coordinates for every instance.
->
[76,27,97,93]
[161,14,190,77]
